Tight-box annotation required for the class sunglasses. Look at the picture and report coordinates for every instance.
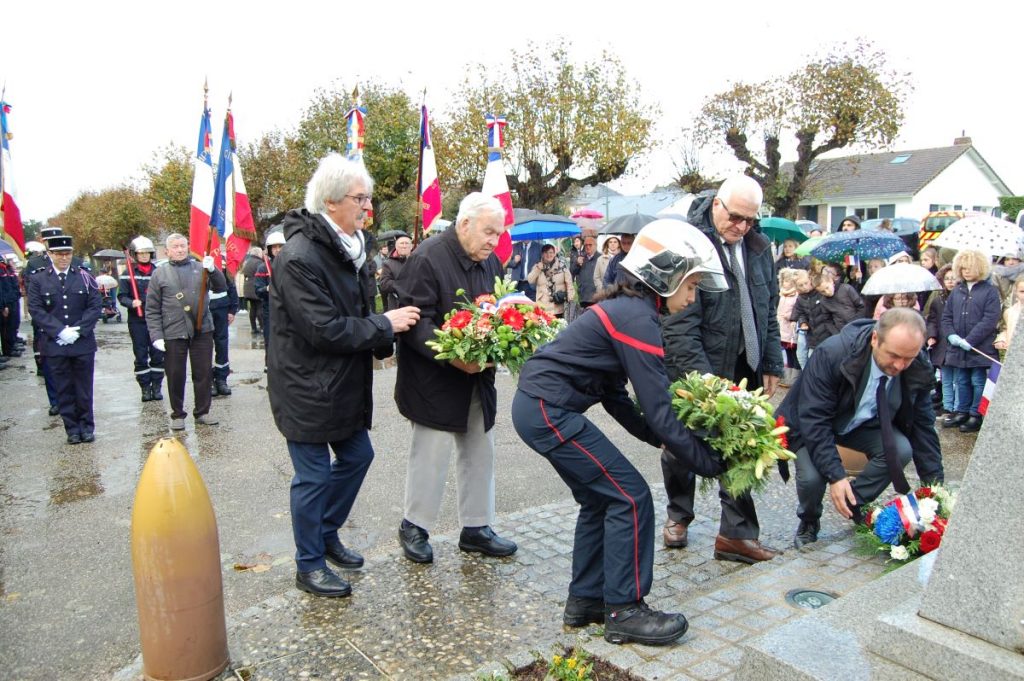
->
[718,199,757,227]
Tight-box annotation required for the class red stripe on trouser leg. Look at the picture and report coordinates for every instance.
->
[570,438,642,602]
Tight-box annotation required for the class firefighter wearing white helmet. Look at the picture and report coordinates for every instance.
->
[254,228,286,367]
[118,235,164,402]
[511,219,726,646]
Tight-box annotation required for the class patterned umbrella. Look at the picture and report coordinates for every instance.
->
[809,230,906,263]
[758,217,807,244]
[861,263,942,295]
[932,216,1024,259]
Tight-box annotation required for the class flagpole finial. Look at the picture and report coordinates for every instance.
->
[203,78,209,104]
[227,91,233,109]
[351,86,359,105]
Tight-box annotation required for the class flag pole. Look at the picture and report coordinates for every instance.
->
[414,88,426,246]
[195,85,220,334]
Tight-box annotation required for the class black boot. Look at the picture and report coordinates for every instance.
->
[140,384,153,402]
[794,519,820,549]
[604,601,689,645]
[151,380,164,401]
[959,415,983,433]
[563,595,605,627]
[215,378,232,396]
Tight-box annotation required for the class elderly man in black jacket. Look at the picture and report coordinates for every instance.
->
[660,175,785,564]
[268,154,420,597]
[394,192,518,564]
[777,310,944,548]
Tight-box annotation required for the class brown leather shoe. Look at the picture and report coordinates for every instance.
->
[713,535,781,564]
[662,519,689,549]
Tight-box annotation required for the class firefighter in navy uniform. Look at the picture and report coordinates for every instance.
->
[512,220,728,647]
[26,235,102,444]
[0,255,21,362]
[118,236,165,402]
[209,260,239,396]
[26,228,89,413]
[254,230,284,370]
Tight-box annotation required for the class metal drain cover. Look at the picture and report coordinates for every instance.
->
[785,589,837,610]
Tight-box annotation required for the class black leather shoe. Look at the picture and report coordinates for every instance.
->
[295,567,351,597]
[399,520,433,563]
[794,519,820,549]
[458,526,517,557]
[604,601,688,645]
[959,415,983,433]
[942,412,969,428]
[563,595,605,627]
[66,433,82,445]
[81,432,95,443]
[325,543,364,569]
[49,405,60,416]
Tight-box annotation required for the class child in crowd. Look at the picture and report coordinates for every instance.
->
[776,268,800,386]
[814,270,865,337]
[994,278,1024,353]
[873,291,920,319]
[925,265,957,418]
[791,269,828,364]
[861,258,887,319]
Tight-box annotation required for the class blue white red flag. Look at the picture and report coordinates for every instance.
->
[978,363,1000,416]
[210,109,255,276]
[188,102,218,265]
[481,113,513,265]
[345,92,373,226]
[0,101,25,254]
[419,102,442,233]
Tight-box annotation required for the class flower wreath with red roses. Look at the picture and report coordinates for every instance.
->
[856,483,957,569]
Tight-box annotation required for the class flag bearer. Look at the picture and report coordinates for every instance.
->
[118,236,164,402]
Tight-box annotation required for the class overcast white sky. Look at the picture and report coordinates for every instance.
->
[4,0,1019,222]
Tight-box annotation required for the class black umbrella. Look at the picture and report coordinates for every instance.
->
[599,213,658,235]
[376,229,409,242]
[93,249,126,259]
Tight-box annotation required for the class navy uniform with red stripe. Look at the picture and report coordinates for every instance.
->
[118,259,164,400]
[512,294,723,612]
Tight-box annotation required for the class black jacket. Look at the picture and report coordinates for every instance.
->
[209,268,239,313]
[377,254,406,312]
[26,264,102,357]
[517,293,723,477]
[395,227,503,432]
[777,319,943,485]
[791,291,831,349]
[662,192,784,381]
[923,290,948,368]
[117,260,157,323]
[570,250,601,304]
[819,283,865,337]
[267,209,394,443]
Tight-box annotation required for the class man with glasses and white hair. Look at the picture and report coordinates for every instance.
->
[394,192,518,564]
[660,174,786,564]
[268,153,420,597]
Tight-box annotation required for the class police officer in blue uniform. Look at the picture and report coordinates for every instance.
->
[118,236,164,402]
[26,235,102,444]
[0,254,21,361]
[209,260,239,396]
[512,220,728,647]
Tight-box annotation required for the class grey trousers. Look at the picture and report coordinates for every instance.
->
[404,388,496,532]
[795,420,913,523]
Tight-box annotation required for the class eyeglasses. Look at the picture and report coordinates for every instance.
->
[345,194,373,206]
[717,199,757,227]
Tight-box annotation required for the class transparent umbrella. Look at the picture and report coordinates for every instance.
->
[861,263,941,296]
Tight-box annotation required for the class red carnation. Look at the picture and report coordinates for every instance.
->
[919,530,942,554]
[915,487,933,499]
[776,415,786,428]
[932,518,948,535]
[729,385,741,392]
[778,432,789,449]
[448,310,474,330]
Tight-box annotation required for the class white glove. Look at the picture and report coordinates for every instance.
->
[153,339,166,352]
[202,255,216,272]
[57,326,80,345]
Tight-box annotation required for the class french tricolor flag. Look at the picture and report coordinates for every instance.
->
[978,363,1000,416]
[188,102,218,265]
[482,113,513,264]
[0,101,25,253]
[213,110,255,276]
[345,94,373,227]
[419,102,442,233]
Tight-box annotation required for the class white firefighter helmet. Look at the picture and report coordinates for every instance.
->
[25,240,47,254]
[620,219,728,296]
[265,231,286,247]
[130,236,156,254]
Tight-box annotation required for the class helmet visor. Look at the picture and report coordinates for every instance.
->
[633,250,706,296]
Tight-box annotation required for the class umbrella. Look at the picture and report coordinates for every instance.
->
[510,214,580,241]
[932,216,1024,259]
[809,230,906,263]
[571,209,603,219]
[599,213,658,235]
[794,235,825,257]
[758,217,808,244]
[861,263,941,296]
[95,274,119,289]
[0,241,14,257]
[376,229,409,242]
[93,249,126,259]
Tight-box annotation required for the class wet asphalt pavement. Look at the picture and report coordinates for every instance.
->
[0,312,978,679]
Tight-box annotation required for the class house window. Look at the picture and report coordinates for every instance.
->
[854,208,879,220]
[890,154,912,164]
[929,204,939,211]
[953,204,962,210]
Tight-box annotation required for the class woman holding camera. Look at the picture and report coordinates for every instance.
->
[527,244,575,317]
